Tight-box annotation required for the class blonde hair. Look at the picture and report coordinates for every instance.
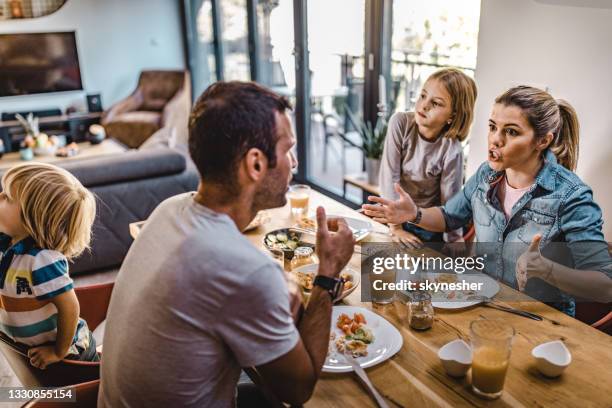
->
[1,163,96,259]
[495,86,579,171]
[426,68,478,141]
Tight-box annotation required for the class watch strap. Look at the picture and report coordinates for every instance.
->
[411,207,422,224]
[314,275,343,300]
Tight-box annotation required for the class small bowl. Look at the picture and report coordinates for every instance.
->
[263,228,314,260]
[33,145,58,156]
[438,339,472,377]
[532,340,572,378]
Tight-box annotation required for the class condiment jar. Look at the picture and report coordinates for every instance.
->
[408,291,434,330]
[290,247,316,270]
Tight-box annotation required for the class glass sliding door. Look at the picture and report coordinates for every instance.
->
[389,0,480,114]
[306,0,366,202]
[184,0,217,99]
[219,0,251,81]
[256,0,295,95]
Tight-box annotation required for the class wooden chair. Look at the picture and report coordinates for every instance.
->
[0,282,114,387]
[21,379,100,408]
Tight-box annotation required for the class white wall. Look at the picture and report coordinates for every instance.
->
[471,0,612,238]
[0,0,185,113]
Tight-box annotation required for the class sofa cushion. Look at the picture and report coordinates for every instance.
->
[104,121,160,148]
[61,148,187,187]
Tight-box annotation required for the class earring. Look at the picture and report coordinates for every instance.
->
[447,119,452,124]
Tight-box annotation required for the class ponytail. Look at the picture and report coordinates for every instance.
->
[552,99,579,171]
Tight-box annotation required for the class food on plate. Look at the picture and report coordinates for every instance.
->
[295,271,314,291]
[295,217,316,230]
[431,274,477,301]
[265,231,301,251]
[435,274,457,284]
[334,313,374,357]
[340,272,354,290]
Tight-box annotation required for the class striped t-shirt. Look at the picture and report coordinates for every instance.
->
[0,234,89,355]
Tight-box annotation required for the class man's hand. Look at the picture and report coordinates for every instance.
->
[516,234,553,291]
[27,345,62,370]
[315,207,355,278]
[361,183,418,225]
[389,224,423,249]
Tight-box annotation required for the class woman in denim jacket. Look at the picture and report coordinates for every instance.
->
[364,86,611,315]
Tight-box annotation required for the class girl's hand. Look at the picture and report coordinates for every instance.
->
[516,234,553,291]
[27,345,63,369]
[361,183,418,225]
[389,225,423,249]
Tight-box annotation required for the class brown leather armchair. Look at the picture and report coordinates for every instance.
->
[101,70,189,148]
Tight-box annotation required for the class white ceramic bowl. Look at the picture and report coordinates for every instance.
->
[438,339,472,377]
[532,340,572,378]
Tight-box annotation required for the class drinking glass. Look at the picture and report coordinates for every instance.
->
[370,267,397,304]
[288,184,311,218]
[470,319,515,399]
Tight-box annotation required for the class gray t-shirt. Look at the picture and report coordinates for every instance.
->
[379,111,464,241]
[99,193,299,408]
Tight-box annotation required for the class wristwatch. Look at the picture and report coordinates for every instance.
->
[313,275,344,301]
[410,207,422,224]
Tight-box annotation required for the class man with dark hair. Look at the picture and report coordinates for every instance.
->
[99,81,355,407]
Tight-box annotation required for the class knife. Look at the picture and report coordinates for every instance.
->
[482,300,544,321]
[343,353,390,408]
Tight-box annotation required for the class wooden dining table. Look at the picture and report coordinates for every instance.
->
[243,190,612,408]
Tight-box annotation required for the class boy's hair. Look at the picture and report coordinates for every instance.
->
[1,163,96,260]
[495,86,579,171]
[426,68,478,142]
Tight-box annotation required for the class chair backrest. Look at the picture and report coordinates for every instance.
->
[138,70,187,112]
[21,379,100,408]
[575,302,612,335]
[0,335,100,387]
[74,282,114,331]
[0,282,114,387]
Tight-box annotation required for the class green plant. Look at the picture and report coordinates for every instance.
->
[345,107,389,160]
[15,113,39,136]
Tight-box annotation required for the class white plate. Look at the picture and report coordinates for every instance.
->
[292,263,359,302]
[243,211,270,232]
[323,306,403,373]
[428,273,500,309]
[298,214,373,242]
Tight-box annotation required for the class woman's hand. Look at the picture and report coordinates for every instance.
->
[516,234,553,291]
[361,183,418,225]
[389,224,423,249]
[27,345,63,369]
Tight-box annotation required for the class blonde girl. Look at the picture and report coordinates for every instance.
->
[0,163,98,368]
[378,68,477,247]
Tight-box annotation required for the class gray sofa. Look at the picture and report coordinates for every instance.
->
[26,148,198,275]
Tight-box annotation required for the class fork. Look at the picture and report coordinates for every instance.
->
[343,353,390,408]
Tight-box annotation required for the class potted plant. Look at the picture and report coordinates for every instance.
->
[345,108,389,184]
[15,113,60,157]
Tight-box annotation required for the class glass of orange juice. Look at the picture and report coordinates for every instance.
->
[288,184,311,218]
[470,319,515,399]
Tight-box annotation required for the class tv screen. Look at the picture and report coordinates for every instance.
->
[0,31,83,97]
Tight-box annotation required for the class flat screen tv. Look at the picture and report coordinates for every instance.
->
[0,31,83,97]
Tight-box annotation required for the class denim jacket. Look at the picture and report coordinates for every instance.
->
[441,150,611,314]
